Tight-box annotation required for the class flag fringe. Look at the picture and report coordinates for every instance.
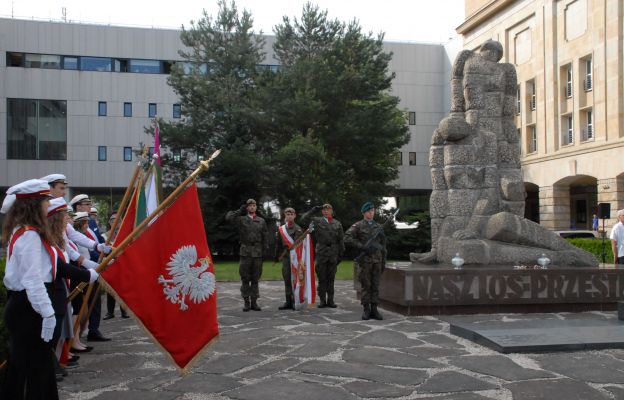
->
[98,278,219,374]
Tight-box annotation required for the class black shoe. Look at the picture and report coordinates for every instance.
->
[251,300,261,311]
[65,361,79,369]
[361,304,371,320]
[71,346,93,353]
[87,331,111,342]
[370,304,383,320]
[56,374,64,382]
[69,355,80,362]
[103,313,114,320]
[121,312,130,319]
[317,294,327,308]
[243,298,251,312]
[326,295,337,308]
[278,302,294,310]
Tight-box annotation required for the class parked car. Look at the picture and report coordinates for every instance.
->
[554,230,599,239]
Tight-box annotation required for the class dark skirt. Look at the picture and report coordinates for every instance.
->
[0,289,59,400]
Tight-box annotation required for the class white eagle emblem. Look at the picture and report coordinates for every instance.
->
[158,245,216,311]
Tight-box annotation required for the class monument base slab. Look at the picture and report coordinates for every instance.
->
[354,262,624,315]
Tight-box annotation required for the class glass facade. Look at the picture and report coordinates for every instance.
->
[25,54,61,69]
[7,98,67,160]
[81,57,113,72]
[129,59,161,74]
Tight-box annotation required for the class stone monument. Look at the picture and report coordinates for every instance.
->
[411,40,597,267]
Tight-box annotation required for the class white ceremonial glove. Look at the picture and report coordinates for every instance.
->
[82,259,99,270]
[88,269,99,283]
[41,315,56,342]
[96,243,112,254]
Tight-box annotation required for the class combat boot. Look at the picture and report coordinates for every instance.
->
[361,303,371,320]
[251,299,262,311]
[278,298,294,310]
[317,293,327,308]
[370,304,383,320]
[243,297,251,312]
[326,294,337,308]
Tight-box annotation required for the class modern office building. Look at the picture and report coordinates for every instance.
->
[0,17,459,208]
[458,0,624,230]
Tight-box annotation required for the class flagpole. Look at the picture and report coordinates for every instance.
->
[73,160,144,337]
[68,149,221,301]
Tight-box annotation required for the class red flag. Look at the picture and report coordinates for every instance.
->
[113,185,138,244]
[101,183,218,370]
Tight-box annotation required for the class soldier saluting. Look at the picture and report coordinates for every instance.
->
[345,202,386,320]
[301,203,344,308]
[277,207,303,310]
[226,199,268,312]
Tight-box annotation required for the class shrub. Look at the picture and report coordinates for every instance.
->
[567,238,614,264]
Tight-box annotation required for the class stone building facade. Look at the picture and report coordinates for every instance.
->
[458,0,624,231]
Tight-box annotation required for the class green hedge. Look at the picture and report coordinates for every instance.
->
[566,238,614,264]
[0,258,7,362]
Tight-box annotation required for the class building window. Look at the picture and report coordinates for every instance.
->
[172,149,182,163]
[565,66,573,98]
[24,54,61,69]
[98,101,107,116]
[516,86,521,114]
[98,146,107,161]
[562,115,574,145]
[7,98,67,160]
[123,146,133,161]
[529,81,536,111]
[124,102,132,117]
[114,59,129,72]
[63,56,79,70]
[129,59,162,74]
[529,126,537,153]
[584,57,592,91]
[408,112,416,125]
[149,103,157,118]
[7,52,25,67]
[173,104,182,119]
[81,57,112,72]
[395,151,402,166]
[582,109,593,141]
[408,152,416,165]
[148,147,155,162]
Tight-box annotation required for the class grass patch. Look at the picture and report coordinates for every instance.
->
[213,260,355,281]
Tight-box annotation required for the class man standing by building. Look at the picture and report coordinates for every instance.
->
[611,209,624,266]
[226,199,268,312]
[277,207,303,310]
[345,202,386,320]
[301,204,344,308]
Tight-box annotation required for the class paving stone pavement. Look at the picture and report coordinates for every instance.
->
[59,281,624,400]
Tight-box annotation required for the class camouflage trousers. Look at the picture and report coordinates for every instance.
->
[281,258,293,302]
[357,261,382,305]
[240,256,263,300]
[315,254,339,297]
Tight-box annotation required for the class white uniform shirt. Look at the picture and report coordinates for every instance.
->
[63,232,82,262]
[66,222,96,250]
[610,221,624,257]
[3,228,55,318]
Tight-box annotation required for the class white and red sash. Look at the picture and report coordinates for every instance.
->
[9,226,57,281]
[279,224,316,309]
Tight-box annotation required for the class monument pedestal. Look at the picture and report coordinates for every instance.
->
[355,262,624,315]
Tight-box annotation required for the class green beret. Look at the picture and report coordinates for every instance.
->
[361,201,375,213]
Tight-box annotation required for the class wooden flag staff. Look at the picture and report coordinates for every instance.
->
[68,149,221,301]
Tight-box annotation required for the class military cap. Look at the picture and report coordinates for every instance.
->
[69,194,91,207]
[90,207,98,214]
[1,194,16,214]
[7,179,51,199]
[40,174,68,185]
[246,198,257,205]
[360,201,375,213]
[322,203,333,209]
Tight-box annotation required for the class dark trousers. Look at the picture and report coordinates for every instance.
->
[240,256,263,300]
[357,261,383,305]
[316,255,338,297]
[618,256,624,265]
[106,294,127,315]
[1,291,59,400]
[282,258,293,303]
[88,283,101,334]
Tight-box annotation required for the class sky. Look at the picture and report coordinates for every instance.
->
[1,0,465,44]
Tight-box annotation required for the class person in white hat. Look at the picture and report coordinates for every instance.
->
[611,209,624,266]
[45,198,98,377]
[0,179,58,399]
[40,174,68,199]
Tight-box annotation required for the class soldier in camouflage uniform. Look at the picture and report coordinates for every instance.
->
[277,207,303,310]
[301,203,344,308]
[226,199,268,312]
[344,202,386,320]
